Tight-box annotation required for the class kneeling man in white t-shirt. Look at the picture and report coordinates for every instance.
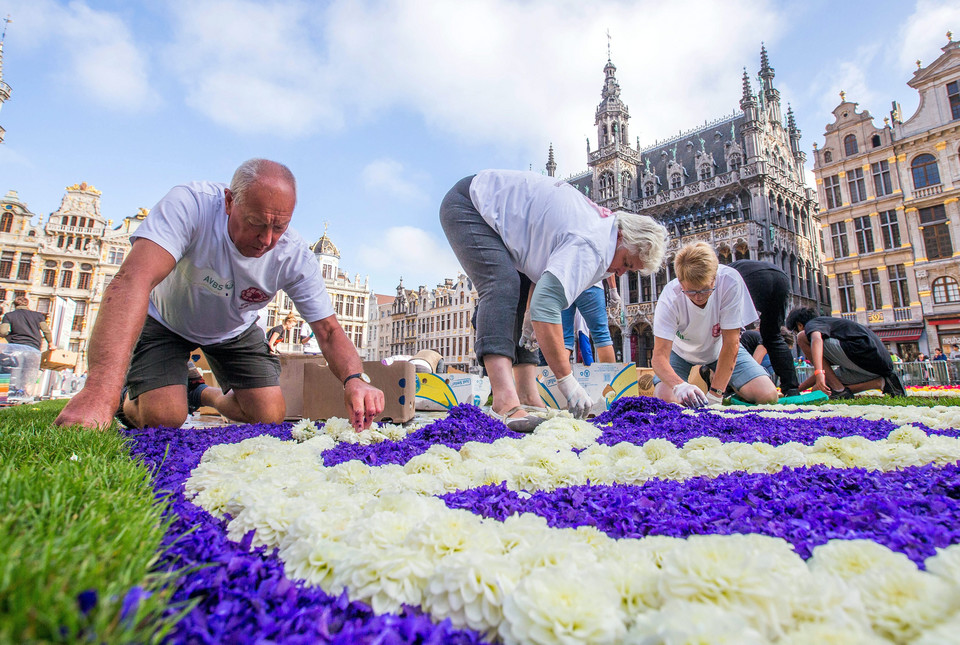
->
[652,242,778,408]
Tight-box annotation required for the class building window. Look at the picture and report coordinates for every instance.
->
[911,153,941,188]
[42,269,56,287]
[837,272,857,313]
[854,216,874,254]
[0,251,13,279]
[0,212,12,233]
[830,221,850,257]
[879,210,902,249]
[59,270,74,289]
[643,181,656,197]
[621,171,632,199]
[72,301,87,332]
[847,168,867,203]
[599,172,615,200]
[36,297,51,314]
[107,247,125,265]
[16,254,32,281]
[933,276,960,304]
[699,164,713,180]
[871,134,882,148]
[949,80,960,120]
[729,154,742,171]
[823,150,833,163]
[871,160,892,196]
[345,296,355,318]
[919,204,952,260]
[862,268,882,311]
[843,134,859,156]
[77,271,92,290]
[670,173,682,189]
[890,264,910,308]
[823,175,842,209]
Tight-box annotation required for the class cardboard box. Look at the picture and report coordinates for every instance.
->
[40,349,78,371]
[278,354,329,418]
[637,367,656,397]
[415,373,491,411]
[300,360,416,423]
[536,362,639,417]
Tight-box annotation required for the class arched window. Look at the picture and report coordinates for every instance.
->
[670,173,682,189]
[620,171,632,200]
[0,212,12,233]
[843,134,858,156]
[643,181,656,197]
[933,276,960,304]
[911,153,941,189]
[598,172,615,200]
[871,134,881,148]
[728,154,742,171]
[823,150,833,163]
[699,163,713,180]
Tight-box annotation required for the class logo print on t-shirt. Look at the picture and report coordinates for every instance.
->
[240,287,270,303]
[712,323,721,338]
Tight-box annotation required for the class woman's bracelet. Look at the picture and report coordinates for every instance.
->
[814,369,825,375]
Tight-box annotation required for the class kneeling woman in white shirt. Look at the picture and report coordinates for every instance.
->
[652,242,779,408]
[440,170,668,431]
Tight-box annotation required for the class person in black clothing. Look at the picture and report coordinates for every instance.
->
[786,306,906,398]
[730,260,800,396]
[266,313,297,354]
[0,296,55,350]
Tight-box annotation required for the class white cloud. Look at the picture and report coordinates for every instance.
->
[5,0,156,111]
[160,0,786,169]
[356,226,463,292]
[804,45,883,122]
[361,159,429,203]
[896,0,960,72]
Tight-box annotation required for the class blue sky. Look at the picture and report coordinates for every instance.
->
[0,0,958,296]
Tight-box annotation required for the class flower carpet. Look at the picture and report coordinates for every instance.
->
[129,398,960,644]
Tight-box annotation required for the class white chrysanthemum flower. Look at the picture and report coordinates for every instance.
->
[626,599,766,645]
[335,542,433,614]
[599,543,662,614]
[925,543,960,587]
[917,435,960,466]
[507,529,595,573]
[878,443,924,470]
[682,436,723,452]
[853,567,959,643]
[327,460,372,485]
[789,572,870,632]
[658,534,801,638]
[579,447,615,484]
[404,451,451,476]
[279,535,351,591]
[804,453,846,469]
[633,535,686,568]
[887,426,928,447]
[423,551,520,636]
[516,448,585,491]
[913,613,960,645]
[777,622,892,645]
[643,438,680,462]
[651,455,695,481]
[406,508,492,561]
[684,446,737,478]
[807,540,917,581]
[499,565,626,645]
[498,513,551,554]
[290,418,319,441]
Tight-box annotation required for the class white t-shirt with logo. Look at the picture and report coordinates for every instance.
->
[652,264,758,365]
[131,181,334,345]
[469,170,619,306]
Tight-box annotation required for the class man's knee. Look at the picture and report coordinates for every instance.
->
[136,404,188,429]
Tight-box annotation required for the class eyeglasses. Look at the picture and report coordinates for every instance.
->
[681,286,716,296]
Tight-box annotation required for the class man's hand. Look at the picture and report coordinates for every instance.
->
[706,390,724,406]
[673,382,708,408]
[343,379,385,431]
[55,386,119,430]
[813,370,829,394]
[557,373,593,418]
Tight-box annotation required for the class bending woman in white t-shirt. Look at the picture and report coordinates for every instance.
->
[440,170,668,431]
[651,242,778,408]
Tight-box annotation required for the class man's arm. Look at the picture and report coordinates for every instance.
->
[708,328,741,394]
[652,336,683,389]
[39,320,56,349]
[310,315,384,431]
[55,239,177,429]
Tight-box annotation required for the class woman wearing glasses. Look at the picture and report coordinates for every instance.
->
[651,241,778,408]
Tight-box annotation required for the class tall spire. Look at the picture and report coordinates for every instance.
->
[546,143,557,177]
[740,68,755,109]
[0,15,12,143]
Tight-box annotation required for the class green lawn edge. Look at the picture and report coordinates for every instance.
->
[0,400,184,643]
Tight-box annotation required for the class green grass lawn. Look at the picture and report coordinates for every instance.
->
[0,400,183,643]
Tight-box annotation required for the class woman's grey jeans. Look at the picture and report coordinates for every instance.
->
[439,175,538,366]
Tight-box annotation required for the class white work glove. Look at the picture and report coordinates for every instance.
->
[607,288,622,310]
[557,373,594,418]
[519,310,538,353]
[673,382,708,408]
[706,390,724,406]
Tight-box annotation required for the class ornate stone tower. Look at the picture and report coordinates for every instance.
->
[586,53,641,208]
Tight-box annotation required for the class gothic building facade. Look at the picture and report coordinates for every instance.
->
[560,48,825,366]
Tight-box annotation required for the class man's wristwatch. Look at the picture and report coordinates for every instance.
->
[343,372,371,387]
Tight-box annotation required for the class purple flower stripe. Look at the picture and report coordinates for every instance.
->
[126,424,486,645]
[441,463,960,567]
[592,397,958,446]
